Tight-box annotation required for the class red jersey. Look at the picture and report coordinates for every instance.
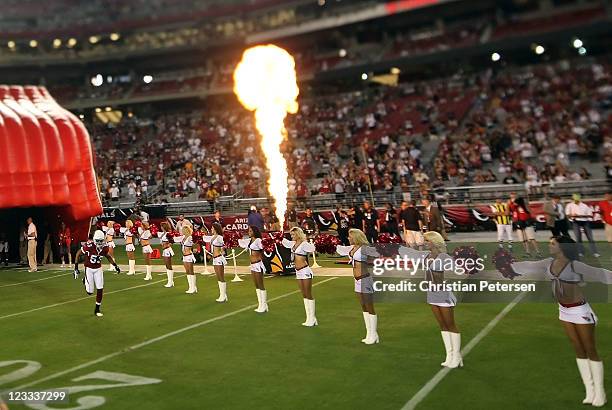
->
[81,241,109,269]
[599,200,612,225]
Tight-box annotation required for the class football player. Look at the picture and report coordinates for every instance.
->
[74,230,120,317]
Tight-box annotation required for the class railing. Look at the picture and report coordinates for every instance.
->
[105,179,610,215]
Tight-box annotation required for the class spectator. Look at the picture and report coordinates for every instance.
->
[247,206,265,231]
[399,200,424,249]
[362,201,379,243]
[26,217,37,272]
[599,192,611,243]
[544,195,570,237]
[565,194,599,257]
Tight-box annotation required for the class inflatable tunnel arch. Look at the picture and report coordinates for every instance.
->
[0,85,101,260]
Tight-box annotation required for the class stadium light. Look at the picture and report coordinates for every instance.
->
[572,38,583,49]
[95,107,102,113]
[105,107,112,112]
[534,45,545,55]
[67,38,77,47]
[338,48,347,57]
[391,67,401,74]
[110,33,121,41]
[29,40,38,48]
[79,114,85,119]
[361,73,368,80]
[318,0,326,5]
[90,74,103,87]
[578,47,587,56]
[143,75,153,84]
[491,52,501,62]
[89,35,100,44]
[7,41,16,49]
[53,38,62,48]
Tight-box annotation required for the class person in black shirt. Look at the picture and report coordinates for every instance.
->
[362,201,379,243]
[399,200,424,249]
[301,208,319,239]
[383,203,400,236]
[335,207,350,245]
[286,205,298,229]
[348,205,364,230]
[211,210,223,228]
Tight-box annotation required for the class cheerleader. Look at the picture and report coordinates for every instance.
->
[238,225,268,313]
[203,223,228,302]
[175,225,197,294]
[281,227,317,326]
[158,222,175,288]
[336,228,379,344]
[102,221,117,272]
[140,222,153,281]
[121,220,136,275]
[511,236,611,407]
[398,231,462,368]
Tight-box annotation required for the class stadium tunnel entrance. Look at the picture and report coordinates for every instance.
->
[0,206,91,264]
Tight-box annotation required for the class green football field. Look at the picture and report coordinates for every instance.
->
[0,243,610,410]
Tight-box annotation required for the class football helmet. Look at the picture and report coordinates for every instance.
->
[93,230,105,250]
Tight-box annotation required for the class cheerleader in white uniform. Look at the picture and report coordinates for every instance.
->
[336,228,379,344]
[174,225,198,294]
[158,221,175,288]
[281,227,317,326]
[238,225,268,313]
[203,223,228,302]
[140,222,154,281]
[103,221,117,272]
[511,236,611,407]
[121,220,136,275]
[399,231,463,368]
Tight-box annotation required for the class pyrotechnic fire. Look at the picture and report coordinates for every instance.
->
[233,44,299,230]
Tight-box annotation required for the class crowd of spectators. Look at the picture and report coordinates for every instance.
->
[90,54,611,207]
[432,58,611,194]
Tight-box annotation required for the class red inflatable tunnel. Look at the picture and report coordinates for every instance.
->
[0,85,102,228]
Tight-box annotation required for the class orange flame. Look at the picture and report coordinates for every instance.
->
[233,45,299,229]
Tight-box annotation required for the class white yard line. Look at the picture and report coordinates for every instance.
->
[0,275,186,320]
[8,277,338,391]
[401,291,527,410]
[0,272,72,288]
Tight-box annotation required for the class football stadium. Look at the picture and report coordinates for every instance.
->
[0,0,611,409]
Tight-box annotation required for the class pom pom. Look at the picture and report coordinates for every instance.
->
[493,248,518,279]
[113,222,121,232]
[96,220,104,230]
[134,220,142,228]
[192,230,203,244]
[314,234,340,255]
[377,233,403,244]
[223,231,241,249]
[130,226,138,235]
[452,246,481,275]
[149,224,159,236]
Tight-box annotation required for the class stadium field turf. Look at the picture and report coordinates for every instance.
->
[0,247,610,409]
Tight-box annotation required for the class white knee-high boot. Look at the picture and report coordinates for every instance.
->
[302,298,310,326]
[127,260,135,275]
[576,358,594,404]
[185,275,197,294]
[255,290,268,312]
[302,299,317,327]
[309,299,317,326]
[441,331,453,367]
[447,332,463,368]
[364,314,379,345]
[362,312,370,343]
[164,270,174,288]
[589,360,607,407]
[254,289,262,312]
[216,282,227,302]
[144,265,152,280]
